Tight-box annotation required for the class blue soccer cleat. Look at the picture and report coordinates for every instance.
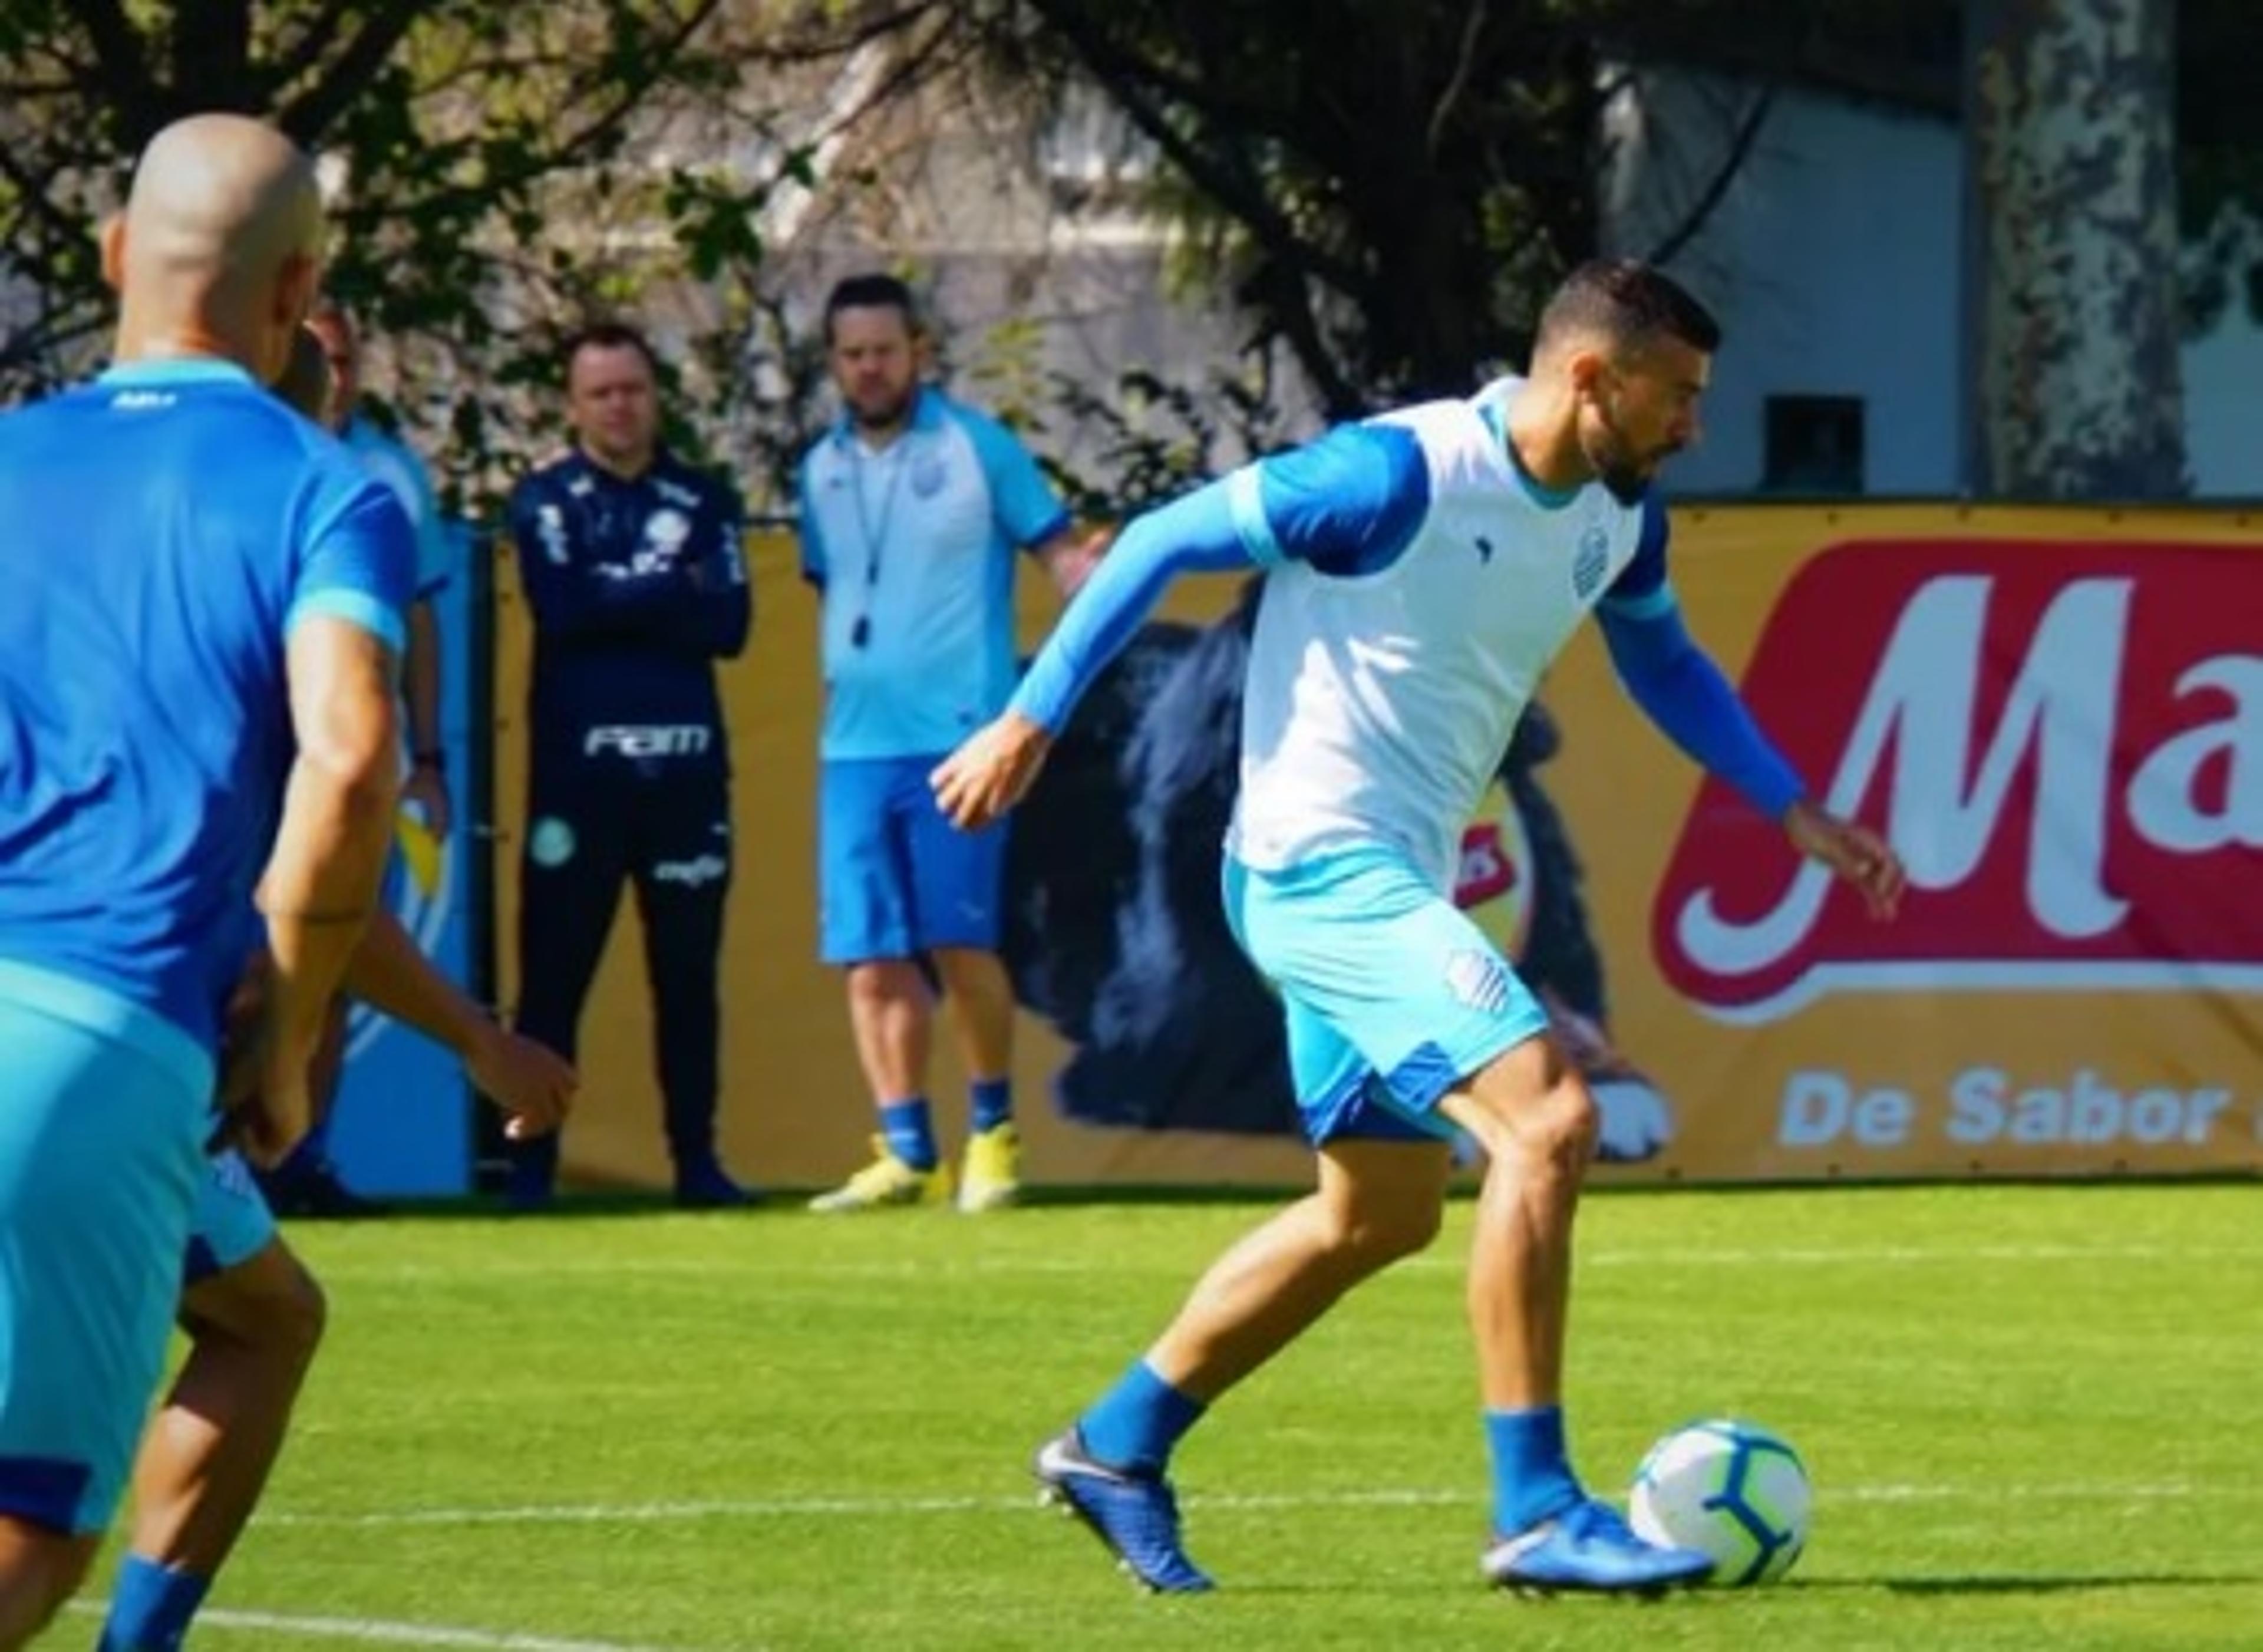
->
[1034,1429,1215,1594]
[1483,1497,1715,1597]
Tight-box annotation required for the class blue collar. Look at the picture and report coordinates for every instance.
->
[1477,395,1581,512]
[98,357,257,389]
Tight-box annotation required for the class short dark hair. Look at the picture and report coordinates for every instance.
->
[1536,259,1721,358]
[822,273,920,345]
[563,320,658,380]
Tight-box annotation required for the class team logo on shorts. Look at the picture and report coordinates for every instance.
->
[529,816,576,868]
[1444,948,1516,1016]
[1572,525,1611,601]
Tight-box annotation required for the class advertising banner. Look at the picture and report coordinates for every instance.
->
[490,506,2263,1192]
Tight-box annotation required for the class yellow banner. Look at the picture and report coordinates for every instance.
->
[491,505,2263,1190]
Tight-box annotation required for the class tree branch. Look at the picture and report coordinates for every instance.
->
[1427,0,1490,160]
[1642,83,1772,268]
[64,0,158,140]
[269,0,372,93]
[278,0,428,143]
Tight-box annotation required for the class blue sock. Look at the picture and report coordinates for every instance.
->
[99,1555,211,1651]
[1078,1360,1207,1475]
[1485,1404,1584,1535]
[969,1076,1013,1135]
[878,1099,938,1172]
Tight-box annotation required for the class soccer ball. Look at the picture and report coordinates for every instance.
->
[1628,1418,1811,1586]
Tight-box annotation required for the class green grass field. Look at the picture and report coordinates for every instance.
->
[54,1182,2263,1650]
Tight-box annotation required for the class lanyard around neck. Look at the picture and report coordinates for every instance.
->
[849,436,911,648]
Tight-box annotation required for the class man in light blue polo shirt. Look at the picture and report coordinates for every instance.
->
[797,274,1095,1213]
[0,113,409,1643]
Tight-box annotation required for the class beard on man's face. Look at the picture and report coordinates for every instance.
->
[1585,409,1677,505]
[850,381,917,431]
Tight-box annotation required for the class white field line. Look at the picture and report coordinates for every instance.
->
[69,1601,694,1652]
[254,1479,2251,1532]
[307,1243,2263,1284]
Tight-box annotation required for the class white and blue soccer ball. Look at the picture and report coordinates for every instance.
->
[1628,1417,1811,1587]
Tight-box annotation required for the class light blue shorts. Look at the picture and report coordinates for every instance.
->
[1223,846,1549,1146]
[0,982,208,1535]
[184,1151,278,1287]
[819,756,1008,964]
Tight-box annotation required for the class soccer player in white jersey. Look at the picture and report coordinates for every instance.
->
[934,261,1905,1595]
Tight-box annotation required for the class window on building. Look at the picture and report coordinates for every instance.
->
[1763,395,1866,496]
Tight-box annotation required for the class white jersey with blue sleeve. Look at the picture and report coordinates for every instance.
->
[1007,377,1805,876]
[1230,383,1648,884]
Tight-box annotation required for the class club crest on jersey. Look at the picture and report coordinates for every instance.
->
[911,450,947,499]
[529,816,576,868]
[642,508,692,560]
[1444,948,1517,1016]
[1572,525,1612,601]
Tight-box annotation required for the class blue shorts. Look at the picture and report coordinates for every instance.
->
[0,979,207,1535]
[184,1151,278,1287]
[1223,846,1549,1146]
[819,756,1007,964]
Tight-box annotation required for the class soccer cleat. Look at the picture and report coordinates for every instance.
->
[806,1136,953,1212]
[958,1122,1022,1212]
[1483,1497,1714,1597]
[673,1157,758,1210]
[1034,1429,1215,1594]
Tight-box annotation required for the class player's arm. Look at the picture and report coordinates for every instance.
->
[1596,498,1903,916]
[342,910,573,1139]
[677,481,751,660]
[400,466,453,832]
[1009,424,1426,736]
[935,423,1427,829]
[252,488,414,1163]
[964,410,1096,599]
[510,475,697,644]
[797,453,829,593]
[1592,500,1806,820]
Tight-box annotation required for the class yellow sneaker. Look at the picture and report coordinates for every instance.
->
[958,1122,1022,1213]
[807,1136,953,1212]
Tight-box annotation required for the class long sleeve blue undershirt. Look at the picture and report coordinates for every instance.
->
[1007,421,1806,822]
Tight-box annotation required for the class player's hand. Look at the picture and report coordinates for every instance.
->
[402,760,453,840]
[931,711,1053,832]
[466,1021,578,1140]
[1783,799,1905,920]
[220,1026,317,1169]
[1048,525,1116,600]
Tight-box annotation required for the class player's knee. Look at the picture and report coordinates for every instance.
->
[845,959,922,1009]
[255,1253,328,1367]
[1459,1054,1599,1176]
[283,1262,328,1358]
[1323,1188,1443,1266]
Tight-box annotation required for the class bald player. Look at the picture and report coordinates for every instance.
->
[93,331,578,1651]
[0,114,413,1642]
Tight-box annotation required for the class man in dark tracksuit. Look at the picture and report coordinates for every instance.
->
[506,321,752,1208]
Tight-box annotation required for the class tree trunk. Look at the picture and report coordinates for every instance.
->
[1967,0,2186,498]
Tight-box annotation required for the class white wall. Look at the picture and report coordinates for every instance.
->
[1606,69,2262,499]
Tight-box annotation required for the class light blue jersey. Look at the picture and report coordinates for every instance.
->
[342,415,451,601]
[799,386,1070,760]
[0,357,413,1534]
[0,358,414,1056]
